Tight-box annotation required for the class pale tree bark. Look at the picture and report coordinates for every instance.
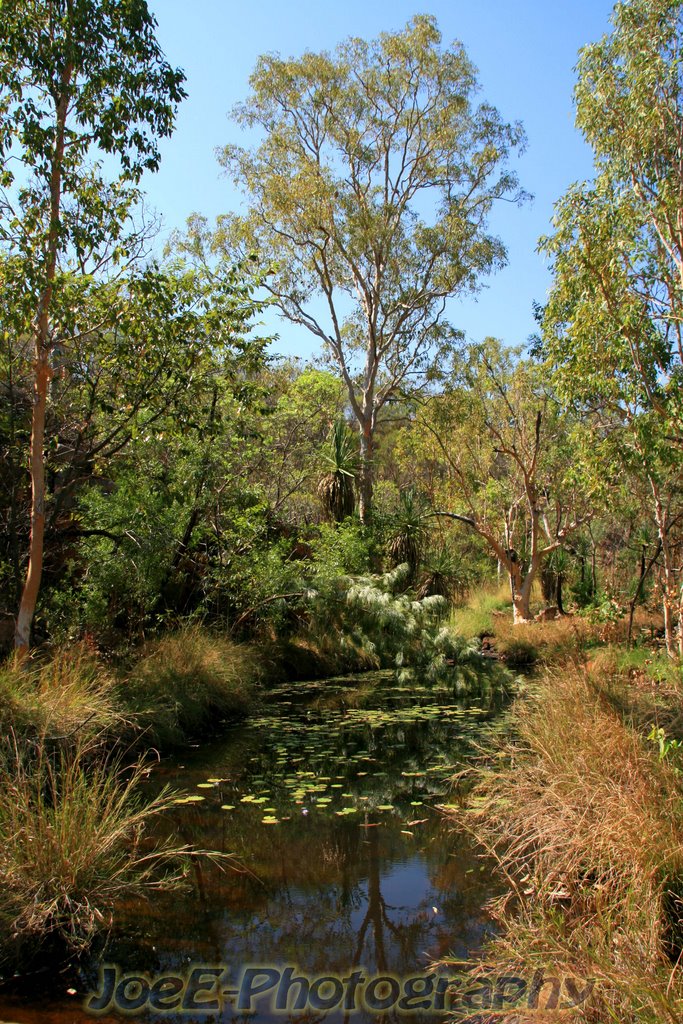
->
[509,552,539,624]
[358,423,374,526]
[506,514,547,623]
[431,511,564,625]
[14,353,52,652]
[512,572,535,623]
[14,67,72,655]
[650,478,678,659]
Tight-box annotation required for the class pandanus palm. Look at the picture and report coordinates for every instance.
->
[417,544,464,601]
[318,419,358,522]
[387,487,432,582]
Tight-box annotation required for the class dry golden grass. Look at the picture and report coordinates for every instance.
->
[0,627,255,960]
[0,738,184,955]
[121,625,262,745]
[495,613,595,661]
[451,582,667,666]
[0,628,263,751]
[450,664,683,1023]
[0,644,122,744]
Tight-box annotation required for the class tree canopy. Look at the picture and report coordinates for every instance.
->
[540,0,683,652]
[0,0,186,650]
[214,14,526,522]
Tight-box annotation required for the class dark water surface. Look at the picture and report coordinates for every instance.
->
[0,672,507,1024]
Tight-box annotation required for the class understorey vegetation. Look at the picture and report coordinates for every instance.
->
[449,653,683,1023]
[0,0,683,1009]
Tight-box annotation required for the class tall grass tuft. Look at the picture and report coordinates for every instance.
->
[0,738,183,955]
[0,645,122,745]
[449,583,513,639]
[452,666,683,1023]
[121,626,261,745]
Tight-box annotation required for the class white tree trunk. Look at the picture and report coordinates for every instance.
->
[358,424,373,526]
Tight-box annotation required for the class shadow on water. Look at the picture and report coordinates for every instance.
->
[0,670,511,1024]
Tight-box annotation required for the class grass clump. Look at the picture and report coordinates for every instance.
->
[452,586,663,669]
[450,584,513,639]
[454,666,683,1023]
[0,739,182,958]
[588,645,683,686]
[276,631,379,681]
[121,626,262,746]
[494,614,596,667]
[496,635,538,668]
[0,645,121,745]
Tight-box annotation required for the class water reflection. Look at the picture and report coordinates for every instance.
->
[0,674,506,1024]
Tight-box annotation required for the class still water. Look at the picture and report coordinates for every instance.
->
[0,671,507,1024]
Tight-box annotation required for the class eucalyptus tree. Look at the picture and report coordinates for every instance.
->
[215,14,526,524]
[540,0,683,652]
[0,0,185,651]
[409,342,595,623]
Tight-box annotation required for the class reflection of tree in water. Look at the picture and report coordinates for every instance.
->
[213,817,444,974]
[95,677,502,1018]
[353,825,409,971]
[104,812,485,987]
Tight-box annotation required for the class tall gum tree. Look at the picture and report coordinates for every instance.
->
[0,0,185,652]
[540,0,683,654]
[214,14,526,524]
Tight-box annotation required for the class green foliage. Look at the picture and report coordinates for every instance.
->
[214,14,526,520]
[224,359,346,527]
[450,585,513,639]
[647,726,683,767]
[417,543,475,602]
[538,0,683,655]
[580,595,626,625]
[57,464,190,638]
[407,341,596,621]
[305,565,485,686]
[385,487,432,581]
[317,419,358,522]
[220,13,524,344]
[0,0,186,325]
[308,519,375,579]
[569,572,598,610]
[540,0,683,455]
[0,0,188,647]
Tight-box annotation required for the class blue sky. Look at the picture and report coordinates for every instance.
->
[145,1,617,359]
